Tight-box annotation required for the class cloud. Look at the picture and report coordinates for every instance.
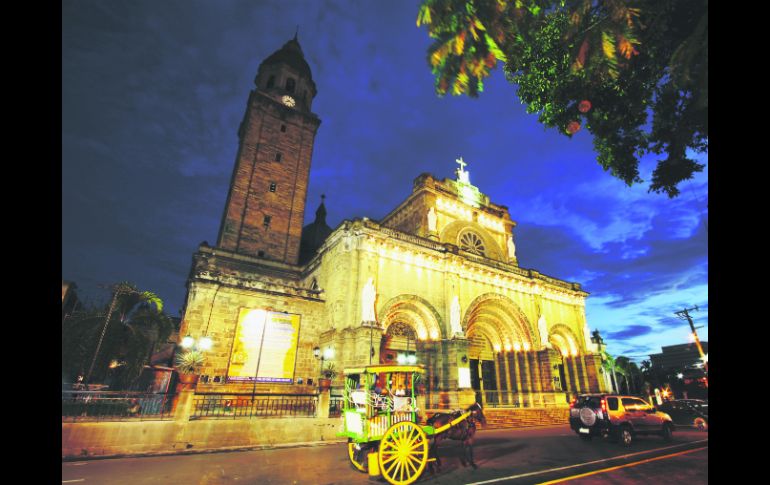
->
[606,325,654,340]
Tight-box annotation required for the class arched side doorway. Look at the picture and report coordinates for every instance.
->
[549,324,588,396]
[377,295,444,403]
[380,321,418,364]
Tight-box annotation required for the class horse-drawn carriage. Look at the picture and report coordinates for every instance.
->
[338,364,485,485]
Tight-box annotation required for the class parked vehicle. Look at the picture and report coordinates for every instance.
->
[569,394,675,447]
[657,399,708,431]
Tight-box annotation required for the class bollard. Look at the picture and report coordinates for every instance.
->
[367,452,380,480]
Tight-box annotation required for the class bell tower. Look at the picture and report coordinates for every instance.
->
[217,35,321,266]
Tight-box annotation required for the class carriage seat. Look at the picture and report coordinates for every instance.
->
[393,396,417,412]
[350,390,367,410]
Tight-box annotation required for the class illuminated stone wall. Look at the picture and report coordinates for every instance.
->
[300,216,600,396]
[179,212,600,398]
[179,245,327,394]
[381,173,515,264]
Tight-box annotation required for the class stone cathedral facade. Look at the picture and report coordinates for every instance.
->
[179,36,608,409]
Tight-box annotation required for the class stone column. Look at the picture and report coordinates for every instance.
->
[359,322,382,366]
[503,353,514,406]
[562,357,573,394]
[570,357,582,393]
[477,359,486,407]
[317,388,330,418]
[582,354,602,393]
[579,355,591,392]
[538,351,553,392]
[530,352,545,407]
[493,354,503,406]
[512,353,523,407]
[522,352,533,407]
[173,389,195,423]
[445,337,472,409]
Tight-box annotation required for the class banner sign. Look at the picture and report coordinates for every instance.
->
[227,309,301,383]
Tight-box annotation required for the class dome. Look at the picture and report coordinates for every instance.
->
[299,197,332,265]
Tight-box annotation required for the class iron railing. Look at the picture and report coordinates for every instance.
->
[329,395,344,417]
[424,390,569,410]
[478,390,568,408]
[191,393,318,419]
[62,390,175,421]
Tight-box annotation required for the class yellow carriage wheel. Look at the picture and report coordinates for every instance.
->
[378,420,429,485]
[347,440,367,473]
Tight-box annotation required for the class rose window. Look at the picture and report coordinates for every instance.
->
[459,231,486,256]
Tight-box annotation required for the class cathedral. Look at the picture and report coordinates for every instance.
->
[179,36,608,410]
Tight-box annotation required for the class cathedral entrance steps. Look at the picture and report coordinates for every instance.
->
[422,408,569,430]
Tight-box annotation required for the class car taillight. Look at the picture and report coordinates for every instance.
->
[570,398,576,409]
[601,399,607,413]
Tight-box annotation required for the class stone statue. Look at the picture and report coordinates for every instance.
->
[538,313,550,349]
[583,323,597,353]
[450,295,463,336]
[361,277,376,323]
[427,206,437,232]
[507,235,517,261]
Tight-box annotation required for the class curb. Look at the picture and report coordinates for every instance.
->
[61,439,348,462]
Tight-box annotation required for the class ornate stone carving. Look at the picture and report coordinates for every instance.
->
[361,277,377,323]
[427,206,437,233]
[450,295,463,337]
[507,235,517,261]
[538,313,551,349]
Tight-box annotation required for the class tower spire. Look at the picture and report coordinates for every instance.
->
[294,25,299,41]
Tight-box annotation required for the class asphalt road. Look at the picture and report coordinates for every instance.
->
[62,425,707,484]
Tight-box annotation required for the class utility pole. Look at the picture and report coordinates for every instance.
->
[84,288,122,388]
[84,284,141,388]
[675,306,708,387]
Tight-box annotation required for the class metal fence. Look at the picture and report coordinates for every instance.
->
[478,390,568,408]
[62,390,175,421]
[424,390,568,410]
[329,395,344,417]
[191,393,318,419]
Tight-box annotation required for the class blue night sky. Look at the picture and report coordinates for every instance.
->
[62,0,708,363]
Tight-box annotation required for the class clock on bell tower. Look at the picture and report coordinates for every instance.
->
[216,35,321,266]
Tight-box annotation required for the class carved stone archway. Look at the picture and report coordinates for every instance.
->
[462,293,535,350]
[377,294,444,341]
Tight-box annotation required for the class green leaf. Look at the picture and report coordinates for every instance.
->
[416,4,432,26]
[484,33,508,63]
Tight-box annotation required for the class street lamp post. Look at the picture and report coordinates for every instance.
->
[313,345,335,384]
[590,330,614,393]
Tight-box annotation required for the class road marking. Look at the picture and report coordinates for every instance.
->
[62,480,85,483]
[465,439,708,485]
[537,446,708,484]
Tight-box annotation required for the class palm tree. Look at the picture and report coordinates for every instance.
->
[601,351,620,393]
[62,282,174,389]
[615,356,635,394]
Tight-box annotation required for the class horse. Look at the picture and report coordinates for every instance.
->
[426,402,487,471]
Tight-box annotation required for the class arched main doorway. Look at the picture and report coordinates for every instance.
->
[466,331,500,405]
[463,293,537,407]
